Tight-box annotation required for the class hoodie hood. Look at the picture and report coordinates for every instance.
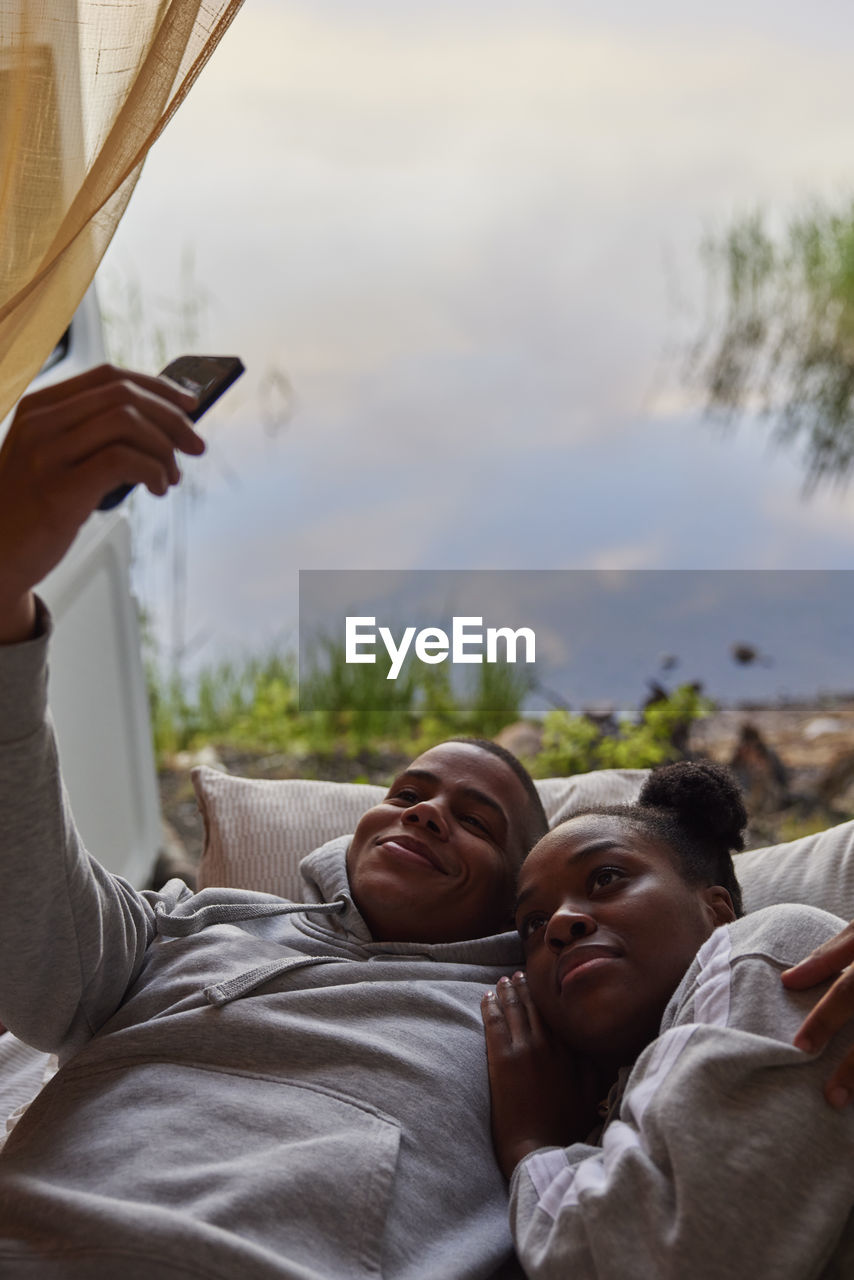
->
[154,834,524,990]
[300,836,525,967]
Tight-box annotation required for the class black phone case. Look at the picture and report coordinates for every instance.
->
[97,356,244,510]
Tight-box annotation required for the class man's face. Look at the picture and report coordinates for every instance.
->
[516,815,734,1072]
[347,742,532,944]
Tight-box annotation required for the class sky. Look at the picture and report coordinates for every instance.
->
[98,1,854,694]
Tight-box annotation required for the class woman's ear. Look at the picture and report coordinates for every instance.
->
[701,886,736,928]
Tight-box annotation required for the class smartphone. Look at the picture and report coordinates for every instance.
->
[97,355,245,510]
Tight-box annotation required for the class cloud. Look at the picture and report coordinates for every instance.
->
[117,2,854,664]
[110,1,854,454]
[589,538,669,571]
[756,482,854,565]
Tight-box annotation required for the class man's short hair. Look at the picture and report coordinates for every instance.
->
[448,736,548,865]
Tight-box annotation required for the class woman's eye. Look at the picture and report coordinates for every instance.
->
[519,912,548,941]
[591,867,625,891]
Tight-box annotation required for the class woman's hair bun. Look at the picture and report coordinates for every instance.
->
[638,760,747,853]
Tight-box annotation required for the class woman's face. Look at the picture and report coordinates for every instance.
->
[515,814,735,1071]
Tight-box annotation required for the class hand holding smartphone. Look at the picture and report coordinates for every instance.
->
[98,355,244,510]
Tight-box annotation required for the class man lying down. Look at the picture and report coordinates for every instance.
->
[0,366,552,1279]
[0,365,853,1279]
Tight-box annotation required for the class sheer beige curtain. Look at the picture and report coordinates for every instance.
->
[0,0,244,421]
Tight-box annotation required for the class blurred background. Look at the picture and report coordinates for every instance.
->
[98,0,854,676]
[62,0,854,876]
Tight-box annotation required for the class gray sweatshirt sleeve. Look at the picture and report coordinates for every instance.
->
[508,905,854,1280]
[0,607,188,1056]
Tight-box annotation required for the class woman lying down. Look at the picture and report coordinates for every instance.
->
[482,761,854,1279]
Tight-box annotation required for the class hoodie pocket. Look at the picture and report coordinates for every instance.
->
[0,1060,402,1280]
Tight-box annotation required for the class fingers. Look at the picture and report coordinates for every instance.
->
[8,368,208,518]
[495,974,531,1047]
[820,1052,854,1110]
[0,364,209,608]
[19,363,197,419]
[784,930,854,1107]
[73,444,173,504]
[53,406,182,484]
[510,969,549,1042]
[481,973,535,1052]
[784,923,854,1075]
[20,374,206,460]
[783,921,854,991]
[481,989,511,1058]
[792,965,854,1054]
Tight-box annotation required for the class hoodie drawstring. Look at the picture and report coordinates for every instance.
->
[152,895,351,1007]
[154,897,347,937]
[205,955,345,1006]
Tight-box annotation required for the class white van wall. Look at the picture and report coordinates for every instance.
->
[2,287,163,885]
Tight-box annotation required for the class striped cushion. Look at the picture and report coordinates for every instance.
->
[736,822,854,919]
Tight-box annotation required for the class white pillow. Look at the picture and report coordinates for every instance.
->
[735,822,854,919]
[0,1035,57,1151]
[195,775,384,901]
[192,765,854,921]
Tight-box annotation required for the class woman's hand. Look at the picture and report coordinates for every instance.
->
[481,971,593,1180]
[782,920,854,1107]
[0,364,203,642]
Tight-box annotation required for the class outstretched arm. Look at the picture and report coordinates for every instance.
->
[0,366,204,1053]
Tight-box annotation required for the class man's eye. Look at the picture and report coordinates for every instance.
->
[519,912,548,941]
[461,813,488,832]
[389,787,419,803]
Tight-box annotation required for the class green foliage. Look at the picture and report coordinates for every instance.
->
[688,197,854,487]
[147,639,532,767]
[531,684,712,777]
[640,682,713,744]
[467,660,534,739]
[148,651,301,758]
[298,637,420,754]
[147,629,709,779]
[531,710,601,778]
[775,812,839,843]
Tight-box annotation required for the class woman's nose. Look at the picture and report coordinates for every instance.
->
[545,905,596,952]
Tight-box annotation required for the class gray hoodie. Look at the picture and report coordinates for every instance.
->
[0,615,523,1279]
[509,903,854,1279]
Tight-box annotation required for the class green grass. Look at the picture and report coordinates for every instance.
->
[147,640,709,781]
[147,640,535,765]
[147,651,301,758]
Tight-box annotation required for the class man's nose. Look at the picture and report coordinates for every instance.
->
[402,799,449,838]
[545,904,596,952]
